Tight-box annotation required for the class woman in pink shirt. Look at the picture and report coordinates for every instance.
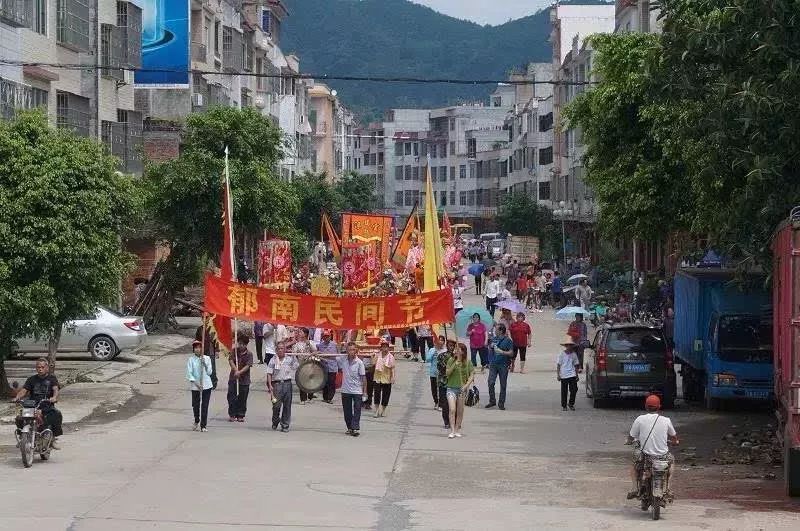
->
[466,313,489,372]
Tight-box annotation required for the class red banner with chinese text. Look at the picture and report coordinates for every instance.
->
[203,273,455,329]
[257,239,292,288]
[341,213,393,265]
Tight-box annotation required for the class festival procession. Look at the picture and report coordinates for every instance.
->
[4,1,800,529]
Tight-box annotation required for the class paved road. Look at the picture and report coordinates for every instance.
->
[1,289,799,530]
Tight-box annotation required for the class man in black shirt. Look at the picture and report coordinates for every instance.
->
[13,358,63,448]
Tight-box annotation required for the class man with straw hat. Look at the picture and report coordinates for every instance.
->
[556,335,581,411]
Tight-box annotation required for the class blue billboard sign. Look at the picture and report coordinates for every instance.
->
[135,0,190,87]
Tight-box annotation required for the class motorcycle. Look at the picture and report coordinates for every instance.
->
[14,399,54,468]
[632,442,673,520]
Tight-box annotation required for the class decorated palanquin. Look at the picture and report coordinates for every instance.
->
[258,239,292,288]
[341,213,393,264]
[341,242,380,293]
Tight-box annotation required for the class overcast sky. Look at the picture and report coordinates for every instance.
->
[411,0,552,25]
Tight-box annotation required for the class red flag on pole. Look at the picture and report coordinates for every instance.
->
[442,210,452,240]
[210,147,235,354]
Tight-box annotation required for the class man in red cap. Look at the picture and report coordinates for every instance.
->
[626,394,679,500]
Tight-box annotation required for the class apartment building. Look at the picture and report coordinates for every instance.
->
[0,0,143,174]
[307,81,356,181]
[614,0,660,33]
[136,0,311,179]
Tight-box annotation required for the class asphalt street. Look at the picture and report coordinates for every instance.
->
[1,289,799,530]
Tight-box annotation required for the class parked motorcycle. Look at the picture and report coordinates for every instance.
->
[632,442,673,520]
[14,399,54,468]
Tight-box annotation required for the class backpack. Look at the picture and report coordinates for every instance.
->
[465,385,480,407]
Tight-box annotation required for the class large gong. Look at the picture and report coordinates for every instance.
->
[295,357,327,393]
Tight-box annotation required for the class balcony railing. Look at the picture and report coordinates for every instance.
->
[191,41,207,63]
[0,77,48,120]
[57,107,91,137]
[57,0,91,51]
[312,121,328,136]
[0,0,30,27]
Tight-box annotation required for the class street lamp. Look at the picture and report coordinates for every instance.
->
[553,200,573,271]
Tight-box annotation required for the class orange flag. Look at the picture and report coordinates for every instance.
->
[211,147,235,354]
[442,210,452,240]
[390,203,419,271]
[321,211,341,259]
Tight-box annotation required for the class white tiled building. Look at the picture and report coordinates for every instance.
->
[0,0,143,173]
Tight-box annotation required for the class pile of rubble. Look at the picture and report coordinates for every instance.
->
[711,423,782,474]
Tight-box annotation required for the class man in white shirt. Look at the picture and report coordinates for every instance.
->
[556,336,581,411]
[262,323,276,365]
[484,273,501,317]
[626,394,679,499]
[338,342,367,437]
[266,343,299,432]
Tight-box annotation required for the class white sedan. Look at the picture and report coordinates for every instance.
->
[13,307,147,361]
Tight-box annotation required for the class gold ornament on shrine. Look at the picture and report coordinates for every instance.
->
[310,276,332,296]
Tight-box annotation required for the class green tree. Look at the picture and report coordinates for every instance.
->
[335,171,378,213]
[292,170,342,239]
[144,107,302,298]
[496,193,554,236]
[564,32,692,242]
[0,111,137,390]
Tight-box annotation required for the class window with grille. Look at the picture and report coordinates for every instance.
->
[29,0,46,34]
[538,181,551,200]
[459,164,466,179]
[395,192,403,206]
[539,146,553,165]
[57,0,91,51]
[459,191,466,206]
[395,166,403,180]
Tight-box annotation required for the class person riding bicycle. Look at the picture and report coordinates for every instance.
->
[626,394,678,500]
[12,358,63,450]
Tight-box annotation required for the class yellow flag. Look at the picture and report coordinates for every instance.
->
[423,160,444,293]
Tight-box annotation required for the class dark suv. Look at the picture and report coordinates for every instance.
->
[585,323,676,408]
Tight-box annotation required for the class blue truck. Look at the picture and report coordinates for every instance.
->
[673,269,773,409]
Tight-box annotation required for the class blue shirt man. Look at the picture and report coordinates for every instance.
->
[552,274,563,294]
[486,324,514,410]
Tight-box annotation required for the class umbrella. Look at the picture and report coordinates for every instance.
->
[455,306,493,338]
[555,306,592,321]
[468,263,485,276]
[567,274,588,283]
[495,299,526,314]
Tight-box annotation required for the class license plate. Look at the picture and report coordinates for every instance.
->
[746,390,768,399]
[623,363,651,373]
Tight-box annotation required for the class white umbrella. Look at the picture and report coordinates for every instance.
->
[567,273,588,284]
[555,306,592,320]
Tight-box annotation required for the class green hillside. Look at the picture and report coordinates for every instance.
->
[281,0,555,121]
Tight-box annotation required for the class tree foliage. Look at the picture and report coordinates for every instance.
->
[565,0,800,266]
[335,171,379,214]
[144,107,300,290]
[0,111,136,384]
[496,193,560,259]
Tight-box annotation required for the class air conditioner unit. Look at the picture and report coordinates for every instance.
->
[192,93,204,106]
[254,94,265,108]
[122,70,134,85]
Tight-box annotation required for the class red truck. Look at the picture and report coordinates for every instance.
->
[772,206,800,496]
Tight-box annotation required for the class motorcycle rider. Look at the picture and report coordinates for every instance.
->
[626,394,678,500]
[12,358,63,450]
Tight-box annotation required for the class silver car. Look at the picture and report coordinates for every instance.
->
[13,307,147,361]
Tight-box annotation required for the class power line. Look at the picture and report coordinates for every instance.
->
[0,59,593,86]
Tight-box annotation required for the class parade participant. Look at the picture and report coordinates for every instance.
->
[253,321,265,364]
[485,273,501,317]
[557,336,581,411]
[445,343,474,438]
[194,323,218,389]
[467,313,489,372]
[451,278,464,314]
[405,325,420,361]
[567,313,588,367]
[186,340,213,432]
[362,345,376,410]
[507,260,519,285]
[227,334,253,422]
[317,330,340,403]
[416,323,434,361]
[13,358,63,449]
[535,272,547,312]
[266,343,299,432]
[427,334,447,408]
[509,312,532,373]
[292,328,317,404]
[437,338,457,429]
[372,339,395,417]
[551,271,564,308]
[515,273,529,302]
[262,322,276,365]
[339,342,367,436]
[500,281,513,302]
[499,308,514,332]
[576,278,593,310]
[485,324,514,410]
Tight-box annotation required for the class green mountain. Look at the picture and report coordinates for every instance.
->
[281,0,556,121]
